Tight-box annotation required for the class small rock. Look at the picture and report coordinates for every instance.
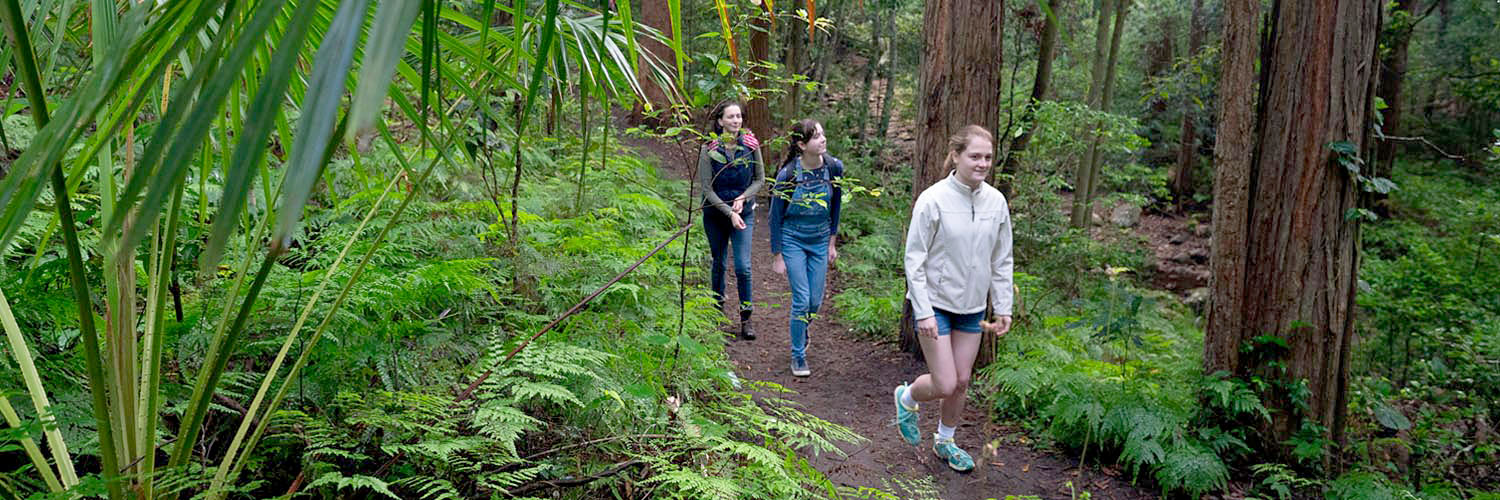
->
[1188,248,1210,264]
[1194,223,1212,238]
[1170,233,1187,245]
[1110,203,1142,228]
[1185,287,1211,313]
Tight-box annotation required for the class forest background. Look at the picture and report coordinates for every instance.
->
[0,0,1497,498]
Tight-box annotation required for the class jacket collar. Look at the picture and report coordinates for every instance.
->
[942,172,983,199]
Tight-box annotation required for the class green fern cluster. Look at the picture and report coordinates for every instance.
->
[979,280,1264,497]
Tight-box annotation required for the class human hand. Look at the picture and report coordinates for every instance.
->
[916,317,939,339]
[731,198,745,214]
[729,212,747,230]
[981,316,1013,336]
[828,244,838,262]
[773,254,786,274]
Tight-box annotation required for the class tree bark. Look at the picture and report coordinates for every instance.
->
[632,0,674,125]
[1171,0,1206,207]
[899,0,1004,357]
[1207,0,1379,458]
[784,8,806,122]
[999,0,1062,199]
[745,14,775,138]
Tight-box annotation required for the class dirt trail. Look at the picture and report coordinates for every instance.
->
[624,130,1155,500]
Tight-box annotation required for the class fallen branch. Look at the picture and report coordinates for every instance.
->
[1379,134,1465,162]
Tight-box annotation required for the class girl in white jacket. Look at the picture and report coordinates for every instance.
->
[892,125,1014,472]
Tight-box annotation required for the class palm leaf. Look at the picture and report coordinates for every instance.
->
[272,0,369,248]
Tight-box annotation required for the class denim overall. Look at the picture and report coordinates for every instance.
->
[781,163,833,363]
[703,138,757,313]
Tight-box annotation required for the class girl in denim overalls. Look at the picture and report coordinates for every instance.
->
[770,119,843,377]
[697,101,765,340]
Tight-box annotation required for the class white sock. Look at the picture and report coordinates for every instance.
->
[900,386,918,410]
[937,421,956,441]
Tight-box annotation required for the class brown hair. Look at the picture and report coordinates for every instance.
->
[942,125,994,172]
[782,118,822,168]
[706,100,743,136]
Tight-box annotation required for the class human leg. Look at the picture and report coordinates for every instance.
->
[702,210,731,312]
[730,205,756,339]
[781,232,812,365]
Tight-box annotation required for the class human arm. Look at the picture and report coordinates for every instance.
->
[768,165,790,256]
[988,197,1015,317]
[903,196,940,322]
[697,148,737,218]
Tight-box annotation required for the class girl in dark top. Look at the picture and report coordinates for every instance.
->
[696,101,765,340]
[769,118,843,376]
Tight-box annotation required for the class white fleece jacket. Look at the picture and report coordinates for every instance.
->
[904,173,1015,320]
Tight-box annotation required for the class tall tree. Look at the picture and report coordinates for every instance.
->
[1206,0,1380,456]
[1070,0,1129,228]
[1170,0,1206,206]
[898,0,1004,356]
[999,0,1062,198]
[633,0,675,125]
[745,11,775,137]
[783,5,806,121]
[1372,0,1420,187]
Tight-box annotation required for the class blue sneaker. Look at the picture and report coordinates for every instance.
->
[933,437,975,472]
[893,384,920,445]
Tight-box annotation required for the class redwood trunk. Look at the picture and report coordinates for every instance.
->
[633,0,674,125]
[744,15,774,138]
[1207,0,1379,456]
[899,0,1003,358]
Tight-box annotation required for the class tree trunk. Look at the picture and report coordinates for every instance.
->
[812,1,845,107]
[784,9,806,122]
[1373,0,1417,200]
[745,14,774,138]
[874,7,899,160]
[854,7,877,145]
[632,0,674,125]
[999,0,1062,199]
[1069,0,1120,228]
[1171,0,1206,207]
[1206,0,1379,459]
[899,0,1004,357]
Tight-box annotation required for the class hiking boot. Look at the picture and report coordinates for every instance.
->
[790,356,810,377]
[893,384,920,446]
[739,318,756,340]
[933,437,975,472]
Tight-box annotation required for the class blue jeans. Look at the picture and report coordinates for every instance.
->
[704,204,755,312]
[782,220,830,360]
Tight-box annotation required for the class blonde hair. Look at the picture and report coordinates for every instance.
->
[942,125,994,172]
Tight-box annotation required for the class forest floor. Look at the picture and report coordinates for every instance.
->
[623,129,1160,500]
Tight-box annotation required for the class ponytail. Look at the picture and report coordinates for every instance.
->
[782,118,822,170]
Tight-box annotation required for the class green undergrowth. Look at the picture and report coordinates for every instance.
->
[1,131,861,498]
[1347,159,1500,496]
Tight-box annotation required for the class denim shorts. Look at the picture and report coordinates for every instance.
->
[918,308,985,336]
